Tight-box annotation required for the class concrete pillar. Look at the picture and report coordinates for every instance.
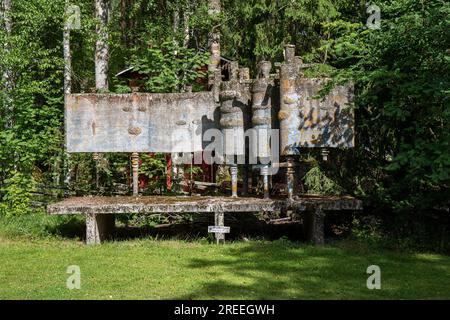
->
[261,165,270,199]
[230,165,238,197]
[303,206,325,245]
[86,213,115,245]
[131,152,139,196]
[286,157,295,199]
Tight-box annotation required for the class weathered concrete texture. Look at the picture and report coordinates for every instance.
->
[220,61,249,159]
[251,61,273,160]
[303,206,325,245]
[279,45,301,156]
[86,213,115,245]
[47,195,362,215]
[277,44,355,154]
[297,78,355,148]
[48,196,288,215]
[48,195,362,245]
[66,92,219,153]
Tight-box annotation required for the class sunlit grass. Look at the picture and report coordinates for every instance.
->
[1,238,450,300]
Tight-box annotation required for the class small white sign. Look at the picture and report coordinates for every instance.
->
[208,226,230,234]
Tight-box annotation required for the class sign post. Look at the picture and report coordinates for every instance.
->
[210,212,229,244]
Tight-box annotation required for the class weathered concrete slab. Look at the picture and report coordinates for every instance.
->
[47,195,362,215]
[297,79,354,148]
[86,214,115,245]
[66,92,220,153]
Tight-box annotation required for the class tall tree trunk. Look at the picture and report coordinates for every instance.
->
[208,0,221,82]
[182,6,190,48]
[63,1,73,188]
[1,0,13,130]
[95,0,109,91]
[1,0,16,176]
[94,0,110,190]
[208,0,221,184]
[173,6,180,53]
[120,0,128,47]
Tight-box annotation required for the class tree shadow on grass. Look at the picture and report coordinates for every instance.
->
[176,241,450,300]
[45,215,86,240]
[112,213,306,242]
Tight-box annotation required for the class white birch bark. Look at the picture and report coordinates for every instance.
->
[63,1,73,187]
[182,7,190,47]
[208,0,221,76]
[95,0,109,91]
[94,0,110,188]
[1,0,13,130]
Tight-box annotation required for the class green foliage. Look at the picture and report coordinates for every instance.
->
[139,153,167,193]
[310,0,450,210]
[0,171,35,217]
[0,210,84,239]
[351,216,383,245]
[0,0,448,257]
[0,0,66,215]
[131,40,209,93]
[220,0,340,69]
[303,165,343,196]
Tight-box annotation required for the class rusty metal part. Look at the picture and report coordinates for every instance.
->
[230,165,238,197]
[286,157,295,199]
[131,152,139,196]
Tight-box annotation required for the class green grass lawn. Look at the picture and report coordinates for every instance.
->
[1,237,450,300]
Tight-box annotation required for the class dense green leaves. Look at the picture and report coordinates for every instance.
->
[131,41,209,93]
[312,0,450,209]
[0,0,449,218]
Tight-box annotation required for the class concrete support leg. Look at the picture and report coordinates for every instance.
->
[131,152,139,196]
[214,211,225,244]
[286,157,295,199]
[230,165,238,198]
[304,206,325,245]
[261,165,270,199]
[86,214,115,245]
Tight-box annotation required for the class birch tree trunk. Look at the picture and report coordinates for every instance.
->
[1,0,16,176]
[63,1,72,187]
[1,0,13,130]
[94,0,110,189]
[208,0,221,84]
[95,0,109,91]
[182,6,190,48]
[63,5,72,96]
[173,6,180,57]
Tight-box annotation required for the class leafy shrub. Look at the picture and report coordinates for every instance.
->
[303,166,343,196]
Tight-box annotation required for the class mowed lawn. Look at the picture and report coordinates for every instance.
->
[1,238,450,300]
